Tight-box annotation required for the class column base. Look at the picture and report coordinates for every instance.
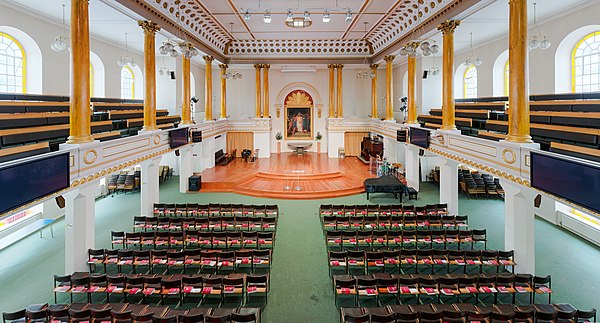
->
[505,134,534,144]
[440,125,457,131]
[66,135,95,145]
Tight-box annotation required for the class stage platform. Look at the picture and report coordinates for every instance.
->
[196,153,376,199]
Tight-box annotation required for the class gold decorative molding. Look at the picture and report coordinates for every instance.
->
[83,149,97,165]
[138,20,160,35]
[153,135,161,145]
[437,20,461,34]
[285,91,313,107]
[502,148,517,164]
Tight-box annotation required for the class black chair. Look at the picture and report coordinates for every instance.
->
[2,309,26,323]
[575,309,596,322]
[178,313,204,323]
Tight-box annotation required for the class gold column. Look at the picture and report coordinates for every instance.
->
[203,56,214,121]
[67,0,92,143]
[328,64,335,118]
[263,64,270,118]
[181,51,191,125]
[384,55,395,120]
[254,64,262,118]
[219,64,228,119]
[370,64,379,119]
[406,53,418,124]
[438,20,460,130]
[507,0,533,143]
[138,21,160,131]
[336,64,343,118]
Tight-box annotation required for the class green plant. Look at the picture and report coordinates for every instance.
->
[275,132,283,140]
[316,132,322,140]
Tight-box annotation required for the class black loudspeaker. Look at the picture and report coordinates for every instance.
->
[534,194,542,208]
[419,149,425,156]
[55,195,65,209]
[397,129,408,142]
[170,71,176,80]
[422,70,428,79]
[188,175,201,191]
[175,149,180,157]
[191,131,202,143]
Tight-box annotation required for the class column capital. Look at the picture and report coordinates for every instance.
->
[218,64,228,70]
[203,55,214,64]
[384,55,395,63]
[327,64,336,69]
[263,64,270,69]
[370,64,379,70]
[138,20,161,35]
[181,42,195,50]
[437,20,460,35]
[336,64,344,69]
[253,64,262,69]
[407,41,420,50]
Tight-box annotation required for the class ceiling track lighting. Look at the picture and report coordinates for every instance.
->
[322,10,331,23]
[51,3,69,52]
[241,0,352,25]
[263,10,272,24]
[529,3,551,50]
[345,10,353,22]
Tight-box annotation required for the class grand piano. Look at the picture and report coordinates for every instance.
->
[364,175,406,201]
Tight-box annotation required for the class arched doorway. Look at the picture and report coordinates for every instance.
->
[284,90,314,140]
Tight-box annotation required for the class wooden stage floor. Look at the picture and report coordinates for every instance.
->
[197,153,376,199]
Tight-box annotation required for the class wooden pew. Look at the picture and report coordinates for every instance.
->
[549,142,600,163]
[92,131,122,142]
[417,114,472,127]
[455,102,506,111]
[0,112,69,129]
[0,121,113,147]
[485,120,600,145]
[423,123,441,129]
[529,100,600,112]
[0,101,70,113]
[107,109,169,120]
[477,130,506,141]
[429,108,490,119]
[529,111,600,128]
[0,142,50,163]
[92,102,144,112]
[126,115,181,128]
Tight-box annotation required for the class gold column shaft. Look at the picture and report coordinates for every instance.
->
[384,56,395,120]
[204,56,214,121]
[328,64,335,118]
[254,64,262,118]
[370,64,379,119]
[263,64,270,118]
[181,55,191,125]
[407,56,418,124]
[507,0,532,143]
[219,64,227,119]
[438,20,460,130]
[67,0,92,144]
[336,64,343,118]
[139,21,160,131]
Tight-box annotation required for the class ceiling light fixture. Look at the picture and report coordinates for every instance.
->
[398,1,438,57]
[464,33,482,67]
[323,10,331,23]
[263,10,272,23]
[243,10,251,21]
[117,33,136,68]
[286,17,312,29]
[222,71,243,79]
[345,10,353,22]
[51,3,69,52]
[304,10,311,22]
[286,10,294,22]
[529,2,551,50]
[356,22,375,79]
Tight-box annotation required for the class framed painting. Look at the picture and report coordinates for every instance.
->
[284,90,313,140]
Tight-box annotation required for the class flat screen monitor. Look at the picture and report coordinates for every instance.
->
[530,151,600,213]
[0,152,70,214]
[410,127,430,149]
[169,127,189,149]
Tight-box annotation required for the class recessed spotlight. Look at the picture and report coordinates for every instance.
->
[322,10,331,23]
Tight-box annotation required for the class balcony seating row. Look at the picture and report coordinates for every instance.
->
[111,231,275,250]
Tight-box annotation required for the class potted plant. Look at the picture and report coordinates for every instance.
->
[275,132,283,154]
[315,131,322,154]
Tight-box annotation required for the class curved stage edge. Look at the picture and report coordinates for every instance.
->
[195,153,376,199]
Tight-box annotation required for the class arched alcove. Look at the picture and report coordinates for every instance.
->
[90,51,105,97]
[555,25,600,93]
[492,49,509,96]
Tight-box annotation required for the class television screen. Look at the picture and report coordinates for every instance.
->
[169,127,189,149]
[410,127,430,149]
[531,151,600,213]
[0,152,70,214]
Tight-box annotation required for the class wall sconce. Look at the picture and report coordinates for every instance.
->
[316,104,323,118]
[274,104,282,118]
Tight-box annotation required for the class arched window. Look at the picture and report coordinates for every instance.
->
[90,64,94,97]
[572,31,600,93]
[504,61,510,96]
[463,65,477,98]
[120,66,134,99]
[0,32,26,93]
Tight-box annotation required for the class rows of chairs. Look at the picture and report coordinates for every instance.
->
[333,273,552,307]
[153,204,278,218]
[88,248,271,275]
[133,216,277,233]
[459,170,505,199]
[53,273,269,308]
[107,170,140,195]
[326,229,487,250]
[320,204,448,216]
[327,249,515,276]
[322,214,468,231]
[339,303,595,323]
[2,303,260,323]
[111,231,275,250]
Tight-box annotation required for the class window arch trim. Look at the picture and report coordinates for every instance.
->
[121,66,135,100]
[463,65,477,98]
[0,32,27,93]
[571,31,600,93]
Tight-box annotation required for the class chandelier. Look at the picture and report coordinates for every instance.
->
[50,4,68,52]
[528,2,551,50]
[464,33,482,67]
[356,22,375,79]
[428,42,440,75]
[117,33,136,68]
[159,41,199,59]
[399,41,439,57]
[222,71,243,79]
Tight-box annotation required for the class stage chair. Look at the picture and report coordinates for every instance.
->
[111,231,125,249]
[377,275,400,306]
[252,249,271,273]
[201,276,223,307]
[160,278,182,306]
[117,249,134,274]
[150,249,168,274]
[181,275,204,304]
[439,276,460,304]
[395,275,419,304]
[366,251,385,274]
[329,251,347,276]
[575,309,597,323]
[383,250,401,273]
[533,275,552,304]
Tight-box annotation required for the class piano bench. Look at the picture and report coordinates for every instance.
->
[408,187,418,200]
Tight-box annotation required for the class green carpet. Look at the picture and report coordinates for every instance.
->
[0,177,599,322]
